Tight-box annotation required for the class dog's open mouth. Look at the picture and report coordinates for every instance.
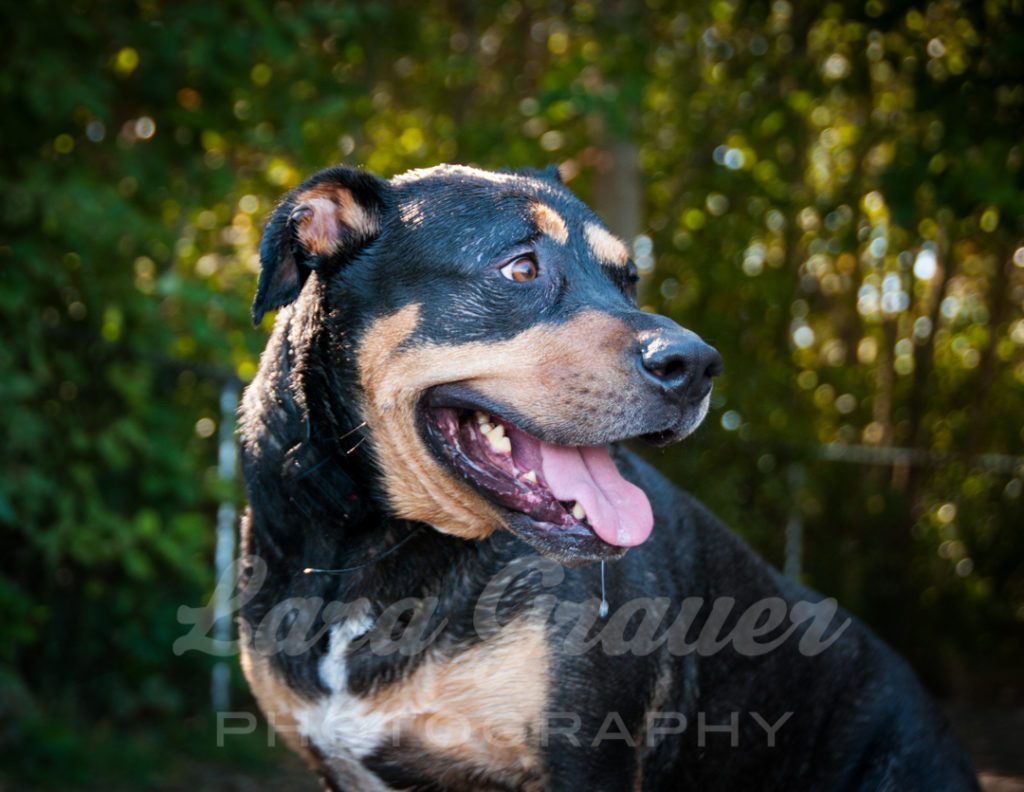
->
[422,404,654,562]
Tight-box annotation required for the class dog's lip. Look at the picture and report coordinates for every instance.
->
[421,384,678,447]
[640,428,681,447]
[502,511,630,566]
[420,385,552,442]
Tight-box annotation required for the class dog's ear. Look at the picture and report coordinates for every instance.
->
[510,165,564,185]
[539,164,564,184]
[252,167,388,325]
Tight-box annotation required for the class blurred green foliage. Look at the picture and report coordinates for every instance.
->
[2,0,1023,784]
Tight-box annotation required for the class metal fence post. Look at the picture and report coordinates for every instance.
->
[211,383,238,712]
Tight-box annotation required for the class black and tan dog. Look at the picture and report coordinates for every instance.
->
[237,164,978,791]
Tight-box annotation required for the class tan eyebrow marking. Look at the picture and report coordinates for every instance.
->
[584,222,630,267]
[530,202,569,245]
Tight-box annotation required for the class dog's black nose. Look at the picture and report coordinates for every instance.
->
[640,329,723,403]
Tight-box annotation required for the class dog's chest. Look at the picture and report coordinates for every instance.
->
[247,614,551,790]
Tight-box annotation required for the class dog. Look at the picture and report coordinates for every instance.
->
[236,163,979,791]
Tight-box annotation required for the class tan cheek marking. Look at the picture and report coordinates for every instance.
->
[585,222,630,267]
[294,184,379,255]
[530,202,569,245]
[459,311,635,437]
[373,620,548,774]
[358,304,501,540]
[358,308,633,538]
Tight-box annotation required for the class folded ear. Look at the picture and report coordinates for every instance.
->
[252,166,388,325]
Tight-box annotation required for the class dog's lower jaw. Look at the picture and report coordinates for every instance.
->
[372,440,632,565]
[502,510,630,566]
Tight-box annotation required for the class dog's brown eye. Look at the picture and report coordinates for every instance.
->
[500,256,538,282]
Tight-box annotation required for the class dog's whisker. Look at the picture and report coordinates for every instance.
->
[345,435,367,454]
[338,421,367,442]
[302,526,423,575]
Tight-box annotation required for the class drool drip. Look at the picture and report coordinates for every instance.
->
[599,560,609,618]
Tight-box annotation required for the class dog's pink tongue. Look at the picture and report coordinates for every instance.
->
[539,443,653,547]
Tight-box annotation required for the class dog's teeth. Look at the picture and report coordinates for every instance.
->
[488,433,512,454]
[522,469,538,484]
[475,412,490,425]
[480,422,495,435]
[490,423,506,439]
[571,501,586,521]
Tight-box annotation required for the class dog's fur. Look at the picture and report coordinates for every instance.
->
[237,164,979,791]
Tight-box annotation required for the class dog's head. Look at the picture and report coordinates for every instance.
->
[253,164,721,565]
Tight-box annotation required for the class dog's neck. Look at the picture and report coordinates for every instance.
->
[239,287,391,568]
